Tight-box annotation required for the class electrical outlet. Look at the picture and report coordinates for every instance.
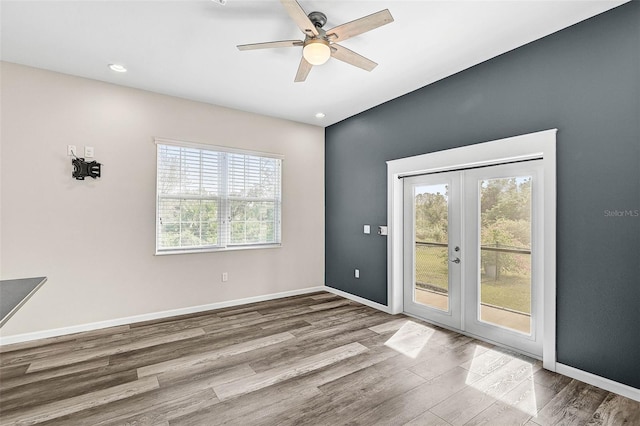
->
[67,145,77,156]
[222,272,228,282]
[84,146,94,158]
[355,269,360,279]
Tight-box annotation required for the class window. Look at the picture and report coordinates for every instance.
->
[156,139,282,254]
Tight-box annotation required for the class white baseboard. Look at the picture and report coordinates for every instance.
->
[0,286,325,346]
[555,363,640,402]
[324,286,392,314]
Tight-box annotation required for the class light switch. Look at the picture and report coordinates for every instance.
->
[363,225,370,234]
[355,269,360,278]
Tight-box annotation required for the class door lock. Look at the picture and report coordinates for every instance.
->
[450,246,461,263]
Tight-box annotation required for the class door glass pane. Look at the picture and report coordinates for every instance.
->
[414,184,449,311]
[479,177,532,334]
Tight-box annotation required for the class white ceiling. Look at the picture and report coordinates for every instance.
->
[1,0,628,127]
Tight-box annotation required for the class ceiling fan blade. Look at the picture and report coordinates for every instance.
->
[331,44,377,72]
[326,9,393,43]
[294,57,313,82]
[237,40,303,51]
[280,0,319,37]
[280,0,320,36]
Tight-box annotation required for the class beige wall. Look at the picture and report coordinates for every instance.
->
[0,62,325,337]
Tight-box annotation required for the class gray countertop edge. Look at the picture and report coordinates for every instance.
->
[0,277,48,329]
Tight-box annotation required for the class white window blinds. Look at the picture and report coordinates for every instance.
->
[156,140,282,253]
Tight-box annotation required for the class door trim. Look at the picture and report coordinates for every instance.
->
[386,129,557,370]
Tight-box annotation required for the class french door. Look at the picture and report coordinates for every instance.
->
[403,161,544,358]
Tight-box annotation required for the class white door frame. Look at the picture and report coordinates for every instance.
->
[386,129,557,371]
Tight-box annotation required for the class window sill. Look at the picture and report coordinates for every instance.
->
[155,244,282,256]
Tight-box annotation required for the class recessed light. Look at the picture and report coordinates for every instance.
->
[315,112,326,119]
[108,63,127,73]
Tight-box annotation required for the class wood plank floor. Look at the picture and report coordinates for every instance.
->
[1,292,638,425]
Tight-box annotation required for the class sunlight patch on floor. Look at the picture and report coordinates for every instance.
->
[465,346,538,416]
[384,321,435,358]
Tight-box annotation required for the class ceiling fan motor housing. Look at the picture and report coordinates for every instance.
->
[307,11,327,28]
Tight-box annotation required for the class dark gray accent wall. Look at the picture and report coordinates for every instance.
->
[325,3,640,389]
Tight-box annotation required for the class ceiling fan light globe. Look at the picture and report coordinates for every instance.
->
[303,41,331,65]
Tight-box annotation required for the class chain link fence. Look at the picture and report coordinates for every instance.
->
[415,242,449,294]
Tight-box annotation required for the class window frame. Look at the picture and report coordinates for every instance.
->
[155,138,283,255]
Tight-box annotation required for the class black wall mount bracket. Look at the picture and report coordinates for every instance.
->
[72,157,101,180]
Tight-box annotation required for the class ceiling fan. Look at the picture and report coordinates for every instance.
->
[237,0,394,82]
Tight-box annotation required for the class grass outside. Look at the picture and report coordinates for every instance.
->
[415,245,531,314]
[480,274,531,314]
[415,246,449,291]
